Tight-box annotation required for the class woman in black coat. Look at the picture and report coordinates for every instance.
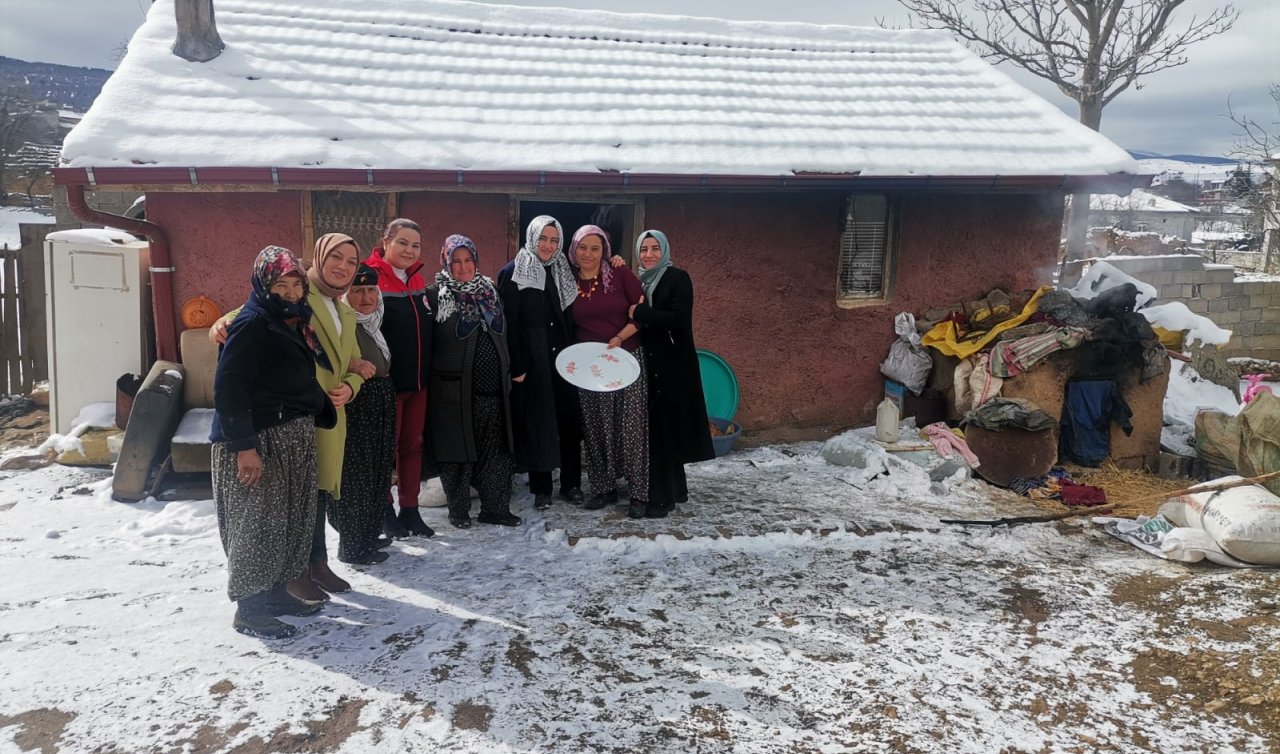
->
[497,216,584,510]
[629,230,715,518]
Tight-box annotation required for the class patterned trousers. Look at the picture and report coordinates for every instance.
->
[330,376,396,559]
[578,349,649,502]
[439,395,514,516]
[212,417,317,602]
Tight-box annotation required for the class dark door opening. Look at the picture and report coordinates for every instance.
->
[518,200,638,263]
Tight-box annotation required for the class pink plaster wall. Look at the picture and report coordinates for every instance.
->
[398,193,513,279]
[645,192,1062,429]
[147,191,304,315]
[148,188,1061,430]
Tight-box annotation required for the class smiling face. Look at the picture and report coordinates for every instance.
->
[270,273,305,304]
[449,248,477,283]
[535,224,561,262]
[638,235,664,270]
[346,285,380,315]
[384,228,422,270]
[574,234,605,273]
[321,242,359,289]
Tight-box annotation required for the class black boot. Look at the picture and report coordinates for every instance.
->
[263,583,322,617]
[477,511,522,527]
[449,511,472,529]
[398,507,435,537]
[627,500,647,519]
[534,494,553,510]
[584,494,608,511]
[234,592,299,639]
[383,504,411,539]
[560,487,585,505]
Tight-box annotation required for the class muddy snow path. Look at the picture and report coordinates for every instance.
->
[1,448,1278,754]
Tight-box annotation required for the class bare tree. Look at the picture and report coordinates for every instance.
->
[12,142,60,208]
[1228,85,1280,273]
[0,85,40,196]
[894,0,1238,257]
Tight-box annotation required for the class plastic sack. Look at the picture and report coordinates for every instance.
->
[880,312,932,395]
[1237,392,1280,496]
[1161,476,1280,565]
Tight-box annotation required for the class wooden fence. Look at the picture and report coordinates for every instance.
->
[1,224,52,396]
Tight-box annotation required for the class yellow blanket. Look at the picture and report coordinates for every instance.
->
[921,286,1052,359]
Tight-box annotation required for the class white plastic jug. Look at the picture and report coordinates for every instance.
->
[875,398,901,443]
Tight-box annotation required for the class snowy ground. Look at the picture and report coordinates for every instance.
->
[2,442,1279,753]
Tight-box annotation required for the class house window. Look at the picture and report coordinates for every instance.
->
[837,194,894,303]
[307,191,396,261]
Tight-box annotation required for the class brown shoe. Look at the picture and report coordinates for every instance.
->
[307,560,351,594]
[286,573,329,603]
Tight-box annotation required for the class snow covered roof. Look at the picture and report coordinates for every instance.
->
[61,0,1138,179]
[1090,188,1197,213]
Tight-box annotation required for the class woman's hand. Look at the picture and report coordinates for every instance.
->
[512,373,526,383]
[607,336,623,350]
[608,255,627,269]
[236,449,263,487]
[350,358,376,380]
[209,317,231,345]
[329,383,354,408]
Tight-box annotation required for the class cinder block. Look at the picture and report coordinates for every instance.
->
[1256,322,1279,336]
[1261,305,1280,322]
[1220,282,1243,297]
[1145,271,1174,286]
[1187,298,1209,313]
[1200,283,1222,299]
[1218,309,1242,324]
[1227,296,1243,310]
[1181,283,1198,298]
[1234,322,1257,337]
[1207,298,1229,313]
[1159,284,1184,301]
[1207,269,1236,283]
[1241,308,1263,323]
[1251,294,1273,309]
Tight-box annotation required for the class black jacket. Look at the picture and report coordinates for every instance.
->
[211,307,336,451]
[367,250,434,393]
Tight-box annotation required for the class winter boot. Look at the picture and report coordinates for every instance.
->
[307,561,351,594]
[533,494,553,511]
[560,487,585,505]
[397,507,436,537]
[286,572,329,603]
[233,592,298,639]
[477,511,522,527]
[263,583,322,617]
[384,504,411,539]
[627,500,647,519]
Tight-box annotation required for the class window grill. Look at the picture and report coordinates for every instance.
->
[311,191,390,259]
[838,194,891,299]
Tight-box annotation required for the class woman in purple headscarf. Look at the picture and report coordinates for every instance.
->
[567,225,651,518]
[425,234,521,530]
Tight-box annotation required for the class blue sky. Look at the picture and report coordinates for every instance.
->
[1,0,1275,157]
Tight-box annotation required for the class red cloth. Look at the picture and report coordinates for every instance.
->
[393,388,428,508]
[571,266,644,351]
[1059,480,1107,507]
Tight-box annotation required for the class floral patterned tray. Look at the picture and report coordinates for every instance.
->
[555,342,641,392]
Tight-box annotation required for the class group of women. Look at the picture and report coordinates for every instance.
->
[210,217,714,639]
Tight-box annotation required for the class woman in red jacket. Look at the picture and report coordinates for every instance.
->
[364,218,435,538]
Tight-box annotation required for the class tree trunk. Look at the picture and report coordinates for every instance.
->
[1064,99,1106,262]
[172,0,225,62]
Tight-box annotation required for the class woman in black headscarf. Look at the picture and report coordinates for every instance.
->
[210,246,336,639]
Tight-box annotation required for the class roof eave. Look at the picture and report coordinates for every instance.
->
[53,166,1148,193]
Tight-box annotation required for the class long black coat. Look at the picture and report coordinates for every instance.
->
[424,285,513,464]
[633,267,715,466]
[497,260,579,473]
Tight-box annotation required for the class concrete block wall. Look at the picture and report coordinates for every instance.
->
[52,187,144,228]
[1061,254,1280,362]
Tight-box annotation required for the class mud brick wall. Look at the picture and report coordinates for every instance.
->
[1062,255,1280,363]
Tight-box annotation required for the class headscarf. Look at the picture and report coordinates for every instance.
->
[510,215,577,310]
[636,229,672,300]
[243,245,332,371]
[308,232,359,299]
[435,234,505,339]
[344,262,390,362]
[567,224,615,293]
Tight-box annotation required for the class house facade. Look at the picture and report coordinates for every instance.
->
[55,0,1140,431]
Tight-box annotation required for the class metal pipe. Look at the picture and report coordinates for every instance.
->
[66,184,178,363]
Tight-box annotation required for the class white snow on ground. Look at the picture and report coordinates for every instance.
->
[0,205,53,250]
[1164,362,1241,428]
[62,0,1136,177]
[2,438,1278,752]
[1089,189,1197,214]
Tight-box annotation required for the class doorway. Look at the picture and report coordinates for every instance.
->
[517,199,643,264]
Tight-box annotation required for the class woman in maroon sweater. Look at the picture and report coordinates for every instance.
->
[567,225,650,518]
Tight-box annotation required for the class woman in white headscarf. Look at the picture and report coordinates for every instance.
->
[497,216,585,510]
[331,262,397,564]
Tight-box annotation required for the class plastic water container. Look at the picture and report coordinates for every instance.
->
[875,398,901,443]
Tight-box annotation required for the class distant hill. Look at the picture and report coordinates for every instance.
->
[0,55,112,113]
[1126,149,1238,166]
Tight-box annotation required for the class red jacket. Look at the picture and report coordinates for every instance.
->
[366,249,433,392]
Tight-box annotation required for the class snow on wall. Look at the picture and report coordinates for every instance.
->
[61,0,1137,177]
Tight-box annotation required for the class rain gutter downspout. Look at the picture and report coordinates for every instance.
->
[66,183,178,363]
